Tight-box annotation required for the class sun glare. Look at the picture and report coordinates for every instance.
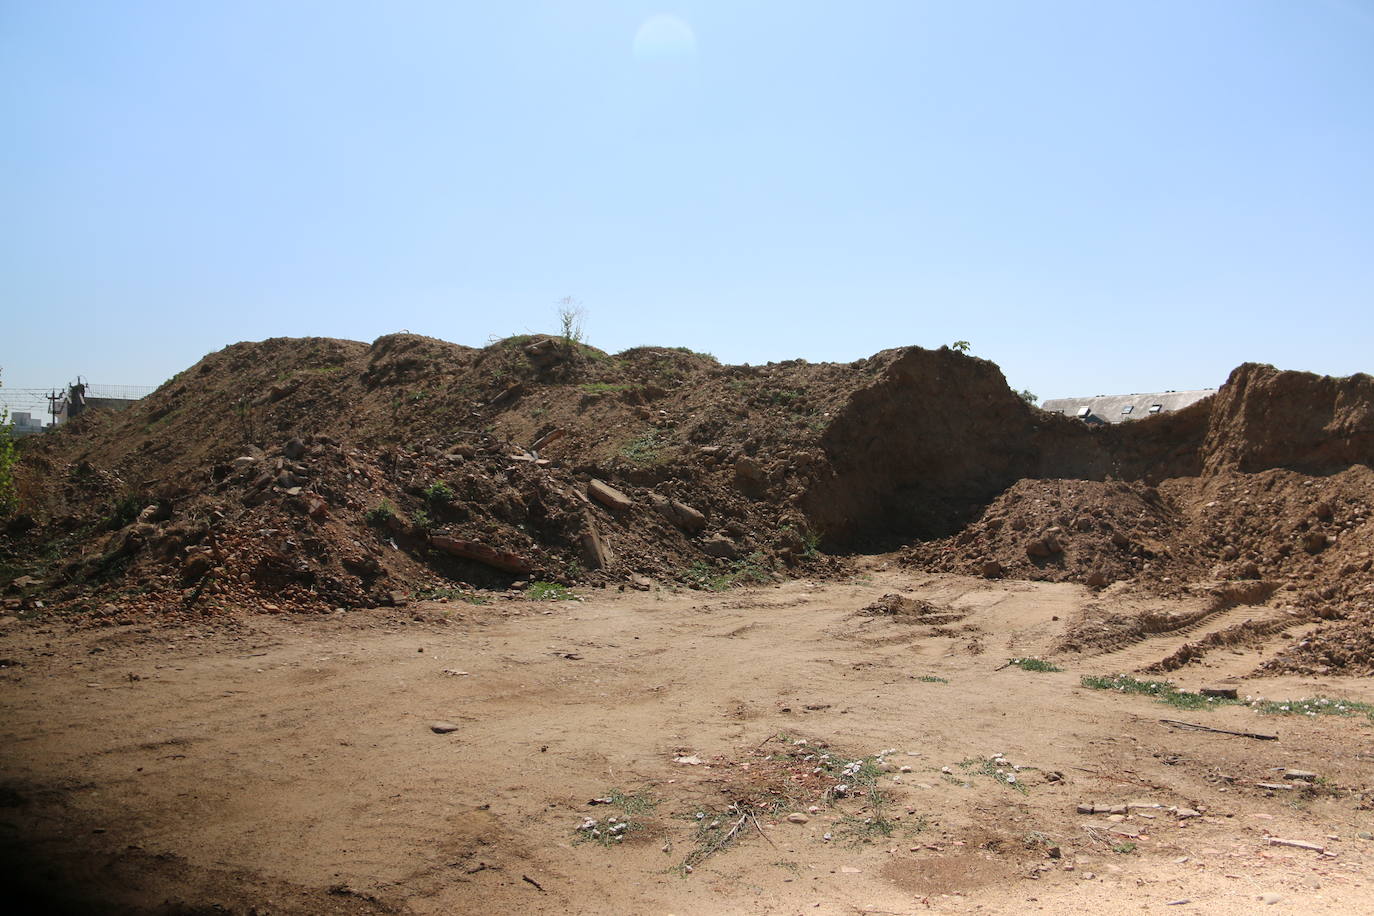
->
[632,14,696,61]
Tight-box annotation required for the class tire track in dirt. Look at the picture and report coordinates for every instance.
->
[1078,604,1293,673]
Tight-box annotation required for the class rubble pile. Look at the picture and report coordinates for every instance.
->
[2,334,1370,673]
[2,333,866,621]
[901,365,1374,675]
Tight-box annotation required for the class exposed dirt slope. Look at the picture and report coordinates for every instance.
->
[1201,363,1374,475]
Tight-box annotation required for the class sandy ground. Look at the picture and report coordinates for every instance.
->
[2,566,1372,915]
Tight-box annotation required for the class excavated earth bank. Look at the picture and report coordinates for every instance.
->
[2,335,1372,674]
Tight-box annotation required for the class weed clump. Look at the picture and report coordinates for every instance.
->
[574,789,656,847]
[667,737,916,873]
[957,755,1029,793]
[581,382,635,395]
[1080,675,1374,722]
[364,500,400,527]
[1007,657,1061,673]
[621,430,665,464]
[423,481,453,505]
[1250,696,1374,721]
[105,493,146,531]
[683,552,777,591]
[526,581,577,601]
[1080,674,1229,710]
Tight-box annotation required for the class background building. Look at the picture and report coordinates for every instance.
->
[1040,389,1216,425]
[6,411,47,438]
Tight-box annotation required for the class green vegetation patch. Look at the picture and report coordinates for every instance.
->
[1007,657,1062,673]
[1082,675,1374,722]
[765,388,805,408]
[620,429,665,464]
[671,346,718,361]
[104,493,147,530]
[1251,696,1374,721]
[526,581,577,601]
[489,333,539,349]
[423,481,454,504]
[365,500,400,527]
[957,756,1029,794]
[682,552,777,591]
[828,755,905,845]
[1079,674,1229,710]
[574,789,657,847]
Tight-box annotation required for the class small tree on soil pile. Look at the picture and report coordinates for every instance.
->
[557,296,586,350]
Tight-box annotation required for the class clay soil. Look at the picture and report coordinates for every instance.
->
[3,567,1373,915]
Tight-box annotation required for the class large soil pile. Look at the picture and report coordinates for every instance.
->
[2,338,1370,673]
[3,333,891,620]
[903,364,1374,675]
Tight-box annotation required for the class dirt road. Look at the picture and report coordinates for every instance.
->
[2,570,1371,914]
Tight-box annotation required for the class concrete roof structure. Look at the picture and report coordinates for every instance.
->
[1040,389,1216,425]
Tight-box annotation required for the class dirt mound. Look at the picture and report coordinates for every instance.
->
[801,347,1050,544]
[906,465,1374,674]
[1165,466,1374,601]
[857,593,962,624]
[2,336,1370,677]
[2,333,869,621]
[798,349,1220,548]
[903,478,1187,588]
[6,338,1050,620]
[876,361,1374,674]
[1201,363,1374,475]
[1256,613,1374,676]
[908,465,1374,594]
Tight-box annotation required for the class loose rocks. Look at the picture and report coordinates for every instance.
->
[588,479,633,511]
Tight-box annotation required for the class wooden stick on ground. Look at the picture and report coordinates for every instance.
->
[1159,719,1278,740]
[750,813,778,848]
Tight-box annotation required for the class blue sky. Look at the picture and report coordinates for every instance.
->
[3,0,1372,413]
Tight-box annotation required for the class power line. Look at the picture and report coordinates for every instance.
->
[2,382,155,424]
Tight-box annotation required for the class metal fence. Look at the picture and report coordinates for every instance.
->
[85,383,157,401]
